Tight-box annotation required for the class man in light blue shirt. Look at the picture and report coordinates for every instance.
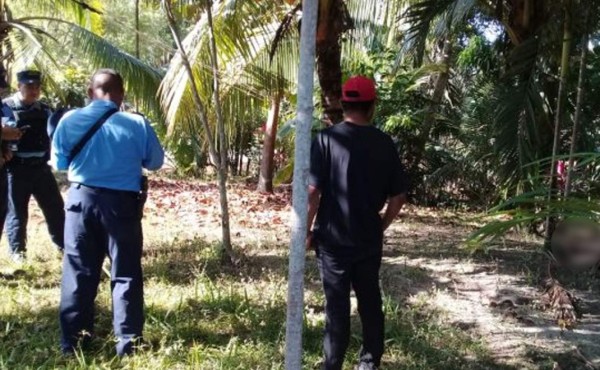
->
[53,68,164,357]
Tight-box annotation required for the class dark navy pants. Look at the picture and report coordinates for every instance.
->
[317,246,384,370]
[5,163,65,254]
[59,184,144,356]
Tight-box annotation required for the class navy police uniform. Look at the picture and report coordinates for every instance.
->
[53,89,164,356]
[1,70,65,258]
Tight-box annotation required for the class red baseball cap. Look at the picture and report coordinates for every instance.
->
[341,76,376,102]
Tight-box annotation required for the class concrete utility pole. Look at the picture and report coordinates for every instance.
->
[284,0,318,369]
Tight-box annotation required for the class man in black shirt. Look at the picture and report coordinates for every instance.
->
[308,76,408,370]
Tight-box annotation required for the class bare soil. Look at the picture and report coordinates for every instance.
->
[384,206,600,370]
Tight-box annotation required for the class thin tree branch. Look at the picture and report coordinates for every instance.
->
[162,0,220,167]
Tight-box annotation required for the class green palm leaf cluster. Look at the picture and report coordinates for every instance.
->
[1,0,164,114]
[159,0,297,161]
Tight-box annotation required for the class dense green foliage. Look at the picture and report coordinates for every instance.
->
[4,0,600,238]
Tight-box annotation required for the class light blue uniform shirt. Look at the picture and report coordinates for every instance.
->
[52,100,164,192]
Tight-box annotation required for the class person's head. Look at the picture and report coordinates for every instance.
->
[341,76,377,124]
[88,68,125,107]
[17,70,42,104]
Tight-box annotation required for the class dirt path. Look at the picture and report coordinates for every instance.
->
[384,207,600,369]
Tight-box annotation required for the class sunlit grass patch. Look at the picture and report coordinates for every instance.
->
[0,182,524,369]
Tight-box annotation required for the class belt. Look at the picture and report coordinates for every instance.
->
[10,157,48,166]
[72,183,138,197]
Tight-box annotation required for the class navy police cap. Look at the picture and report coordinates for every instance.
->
[17,70,42,84]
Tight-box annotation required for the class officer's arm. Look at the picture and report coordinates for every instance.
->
[142,121,164,171]
[1,126,21,141]
[1,105,21,141]
[51,122,70,171]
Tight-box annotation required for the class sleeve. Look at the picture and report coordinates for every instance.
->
[51,117,70,171]
[142,120,165,171]
[1,104,13,122]
[47,108,65,139]
[388,140,409,197]
[309,133,325,190]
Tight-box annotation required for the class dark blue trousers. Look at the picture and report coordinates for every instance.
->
[317,247,384,370]
[5,163,65,254]
[59,184,144,356]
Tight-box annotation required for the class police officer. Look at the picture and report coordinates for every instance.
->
[307,76,409,370]
[52,68,164,356]
[1,70,65,262]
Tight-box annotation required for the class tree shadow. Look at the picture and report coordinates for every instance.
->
[0,288,517,370]
[0,265,61,289]
[525,345,600,370]
[142,236,326,290]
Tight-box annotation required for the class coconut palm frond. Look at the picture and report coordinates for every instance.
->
[269,2,301,62]
[432,0,477,39]
[19,0,103,25]
[161,0,295,137]
[25,17,164,116]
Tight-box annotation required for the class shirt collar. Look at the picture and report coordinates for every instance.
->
[89,99,118,110]
[12,92,24,108]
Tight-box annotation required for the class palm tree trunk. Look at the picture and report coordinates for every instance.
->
[258,91,282,193]
[411,38,452,174]
[544,3,572,250]
[162,0,234,263]
[315,0,349,125]
[134,0,140,111]
[285,0,318,368]
[564,23,589,197]
[206,0,234,262]
[135,0,140,58]
[0,0,9,92]
[316,39,342,125]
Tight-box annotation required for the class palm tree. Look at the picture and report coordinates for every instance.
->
[0,0,162,113]
[401,0,600,195]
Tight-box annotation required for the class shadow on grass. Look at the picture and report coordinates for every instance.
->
[0,287,518,370]
[524,345,600,370]
[143,236,323,288]
[0,265,61,289]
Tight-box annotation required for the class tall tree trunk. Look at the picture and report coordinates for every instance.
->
[315,0,350,125]
[410,38,452,174]
[564,21,589,197]
[316,39,342,125]
[205,0,233,261]
[285,0,317,368]
[134,0,140,111]
[505,0,546,45]
[0,0,9,93]
[135,0,140,58]
[258,91,282,193]
[544,3,572,250]
[162,0,235,263]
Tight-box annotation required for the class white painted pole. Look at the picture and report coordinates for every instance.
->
[284,0,318,368]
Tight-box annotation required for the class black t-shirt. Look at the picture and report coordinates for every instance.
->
[309,121,409,252]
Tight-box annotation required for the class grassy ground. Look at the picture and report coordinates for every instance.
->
[0,177,596,369]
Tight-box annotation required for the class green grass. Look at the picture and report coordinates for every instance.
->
[0,197,513,369]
